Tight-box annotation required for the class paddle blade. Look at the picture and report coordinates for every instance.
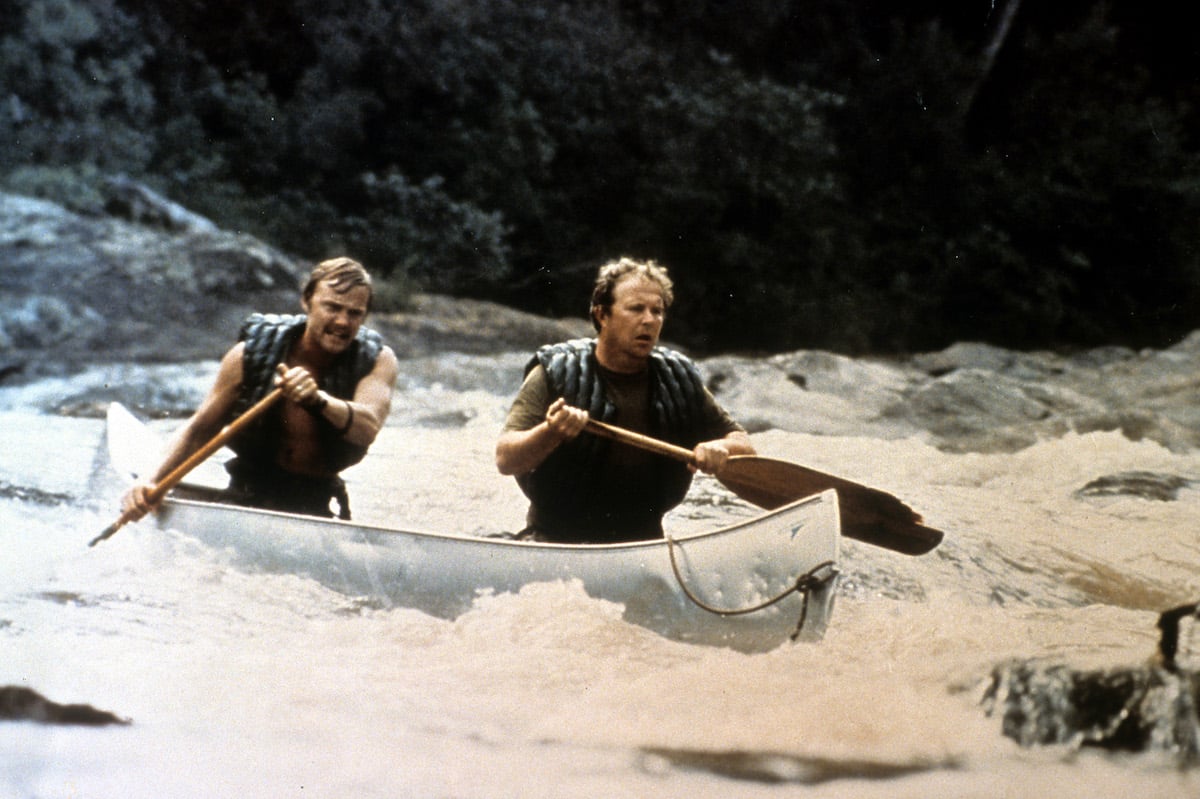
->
[718,456,944,556]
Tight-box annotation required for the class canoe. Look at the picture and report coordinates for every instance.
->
[105,402,841,652]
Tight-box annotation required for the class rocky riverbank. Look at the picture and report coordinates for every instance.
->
[0,185,591,375]
[2,185,1199,458]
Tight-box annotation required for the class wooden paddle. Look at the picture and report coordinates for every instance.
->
[584,419,944,556]
[89,386,285,547]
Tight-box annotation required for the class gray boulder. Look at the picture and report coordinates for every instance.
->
[0,191,302,369]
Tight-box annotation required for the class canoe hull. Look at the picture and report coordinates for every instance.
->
[153,491,839,652]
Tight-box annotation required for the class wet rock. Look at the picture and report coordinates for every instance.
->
[700,351,923,438]
[639,747,953,784]
[415,409,477,428]
[0,686,129,726]
[376,293,592,358]
[0,362,221,417]
[0,192,301,368]
[1174,330,1200,353]
[0,362,24,382]
[982,602,1200,761]
[0,296,107,354]
[1075,471,1195,502]
[0,191,590,375]
[981,660,1200,760]
[707,336,1200,454]
[102,175,219,234]
[0,480,73,505]
[909,341,1069,381]
[889,370,1081,453]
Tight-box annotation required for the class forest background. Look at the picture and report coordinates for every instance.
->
[2,0,1197,355]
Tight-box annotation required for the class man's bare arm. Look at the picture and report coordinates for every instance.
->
[495,398,588,476]
[297,345,398,447]
[121,344,245,517]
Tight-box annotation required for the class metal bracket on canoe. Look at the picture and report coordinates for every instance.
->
[666,536,838,637]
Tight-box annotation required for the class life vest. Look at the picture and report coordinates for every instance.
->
[516,338,708,532]
[228,313,383,473]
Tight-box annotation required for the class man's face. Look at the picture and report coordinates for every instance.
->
[302,280,370,355]
[596,275,666,364]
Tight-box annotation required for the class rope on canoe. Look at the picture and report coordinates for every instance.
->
[666,535,838,638]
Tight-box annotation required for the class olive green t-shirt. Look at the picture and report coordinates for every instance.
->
[503,362,744,541]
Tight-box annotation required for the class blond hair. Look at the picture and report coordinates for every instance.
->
[589,257,674,331]
[302,257,373,309]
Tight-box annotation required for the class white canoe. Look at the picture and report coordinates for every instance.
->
[106,403,840,652]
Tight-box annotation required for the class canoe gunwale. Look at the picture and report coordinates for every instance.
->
[161,483,831,551]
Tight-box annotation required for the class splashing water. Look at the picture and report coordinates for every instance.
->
[2,352,1200,798]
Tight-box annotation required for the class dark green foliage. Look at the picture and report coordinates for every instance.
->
[1,0,1197,354]
[622,69,848,350]
[346,171,511,295]
[0,0,155,174]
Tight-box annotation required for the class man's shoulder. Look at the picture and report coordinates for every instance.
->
[504,362,552,431]
[372,343,399,368]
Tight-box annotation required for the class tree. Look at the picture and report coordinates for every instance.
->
[0,0,155,175]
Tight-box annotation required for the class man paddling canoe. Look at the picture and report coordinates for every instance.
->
[495,257,754,543]
[121,257,398,520]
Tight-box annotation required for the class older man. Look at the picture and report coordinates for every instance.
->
[122,257,398,520]
[496,257,754,543]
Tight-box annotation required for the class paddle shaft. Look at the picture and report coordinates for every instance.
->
[582,418,943,555]
[89,387,285,547]
[584,419,696,464]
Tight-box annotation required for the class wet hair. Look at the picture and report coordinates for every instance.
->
[302,257,373,310]
[589,257,674,331]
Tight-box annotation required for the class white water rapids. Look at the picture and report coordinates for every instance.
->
[2,347,1200,798]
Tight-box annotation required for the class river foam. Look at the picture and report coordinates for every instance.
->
[2,343,1199,797]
